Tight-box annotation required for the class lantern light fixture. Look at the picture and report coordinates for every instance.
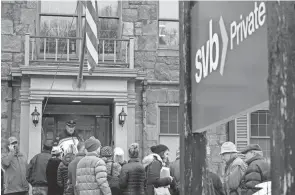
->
[31,106,40,127]
[118,108,127,127]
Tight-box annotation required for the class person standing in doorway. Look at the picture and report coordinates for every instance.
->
[27,140,53,195]
[67,142,86,195]
[1,136,29,195]
[55,120,82,158]
[220,142,247,195]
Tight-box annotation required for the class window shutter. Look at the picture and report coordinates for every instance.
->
[235,114,249,152]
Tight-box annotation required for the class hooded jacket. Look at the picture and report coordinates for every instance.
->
[142,153,172,195]
[46,157,63,195]
[223,156,248,195]
[239,155,270,195]
[57,153,75,195]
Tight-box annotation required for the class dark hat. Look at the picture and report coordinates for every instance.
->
[151,144,169,155]
[241,144,262,154]
[85,137,101,152]
[66,120,76,126]
[43,140,53,151]
[101,146,113,157]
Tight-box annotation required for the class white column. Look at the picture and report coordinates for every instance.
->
[127,81,136,147]
[19,90,30,158]
[28,97,43,161]
[113,101,128,160]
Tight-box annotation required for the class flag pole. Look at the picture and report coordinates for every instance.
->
[77,23,86,88]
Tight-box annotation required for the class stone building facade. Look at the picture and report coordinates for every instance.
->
[1,0,227,177]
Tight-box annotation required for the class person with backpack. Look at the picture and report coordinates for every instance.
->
[142,144,174,195]
[119,143,145,195]
[100,146,122,195]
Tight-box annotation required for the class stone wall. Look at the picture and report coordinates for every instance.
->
[1,1,35,152]
[206,124,227,179]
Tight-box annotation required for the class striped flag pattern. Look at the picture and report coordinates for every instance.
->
[83,0,99,74]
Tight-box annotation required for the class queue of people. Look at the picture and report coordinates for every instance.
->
[1,120,270,195]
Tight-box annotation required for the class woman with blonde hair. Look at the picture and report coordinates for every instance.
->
[114,147,127,167]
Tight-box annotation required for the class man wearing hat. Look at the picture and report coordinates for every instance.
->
[220,142,247,195]
[76,137,111,195]
[239,144,270,195]
[55,120,82,158]
[27,140,53,195]
[1,136,29,195]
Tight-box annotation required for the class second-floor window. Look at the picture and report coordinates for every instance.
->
[158,1,179,49]
[38,1,120,57]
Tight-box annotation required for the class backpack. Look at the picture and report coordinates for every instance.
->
[107,162,120,190]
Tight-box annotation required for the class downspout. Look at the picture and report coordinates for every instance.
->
[141,80,148,158]
[6,75,14,137]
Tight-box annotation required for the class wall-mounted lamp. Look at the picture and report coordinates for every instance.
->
[118,108,127,127]
[31,106,40,127]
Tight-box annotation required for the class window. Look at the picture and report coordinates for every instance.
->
[158,1,179,49]
[38,1,120,57]
[159,106,179,134]
[250,110,271,160]
[39,1,80,55]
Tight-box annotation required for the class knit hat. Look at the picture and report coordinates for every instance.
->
[43,140,53,151]
[151,144,169,155]
[241,144,262,154]
[128,143,139,158]
[85,137,101,152]
[101,146,113,157]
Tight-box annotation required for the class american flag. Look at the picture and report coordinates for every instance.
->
[83,0,99,75]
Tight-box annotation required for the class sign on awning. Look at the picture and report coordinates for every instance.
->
[191,1,269,133]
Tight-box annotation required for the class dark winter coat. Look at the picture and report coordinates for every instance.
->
[1,151,29,194]
[57,153,75,195]
[142,153,172,195]
[239,155,270,195]
[46,157,63,195]
[119,158,146,195]
[26,150,51,187]
[68,152,85,195]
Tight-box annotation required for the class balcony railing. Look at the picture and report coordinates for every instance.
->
[24,33,134,69]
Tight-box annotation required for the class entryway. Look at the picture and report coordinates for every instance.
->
[42,97,113,147]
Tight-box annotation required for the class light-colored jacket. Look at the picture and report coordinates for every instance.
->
[76,152,111,195]
[223,157,247,195]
